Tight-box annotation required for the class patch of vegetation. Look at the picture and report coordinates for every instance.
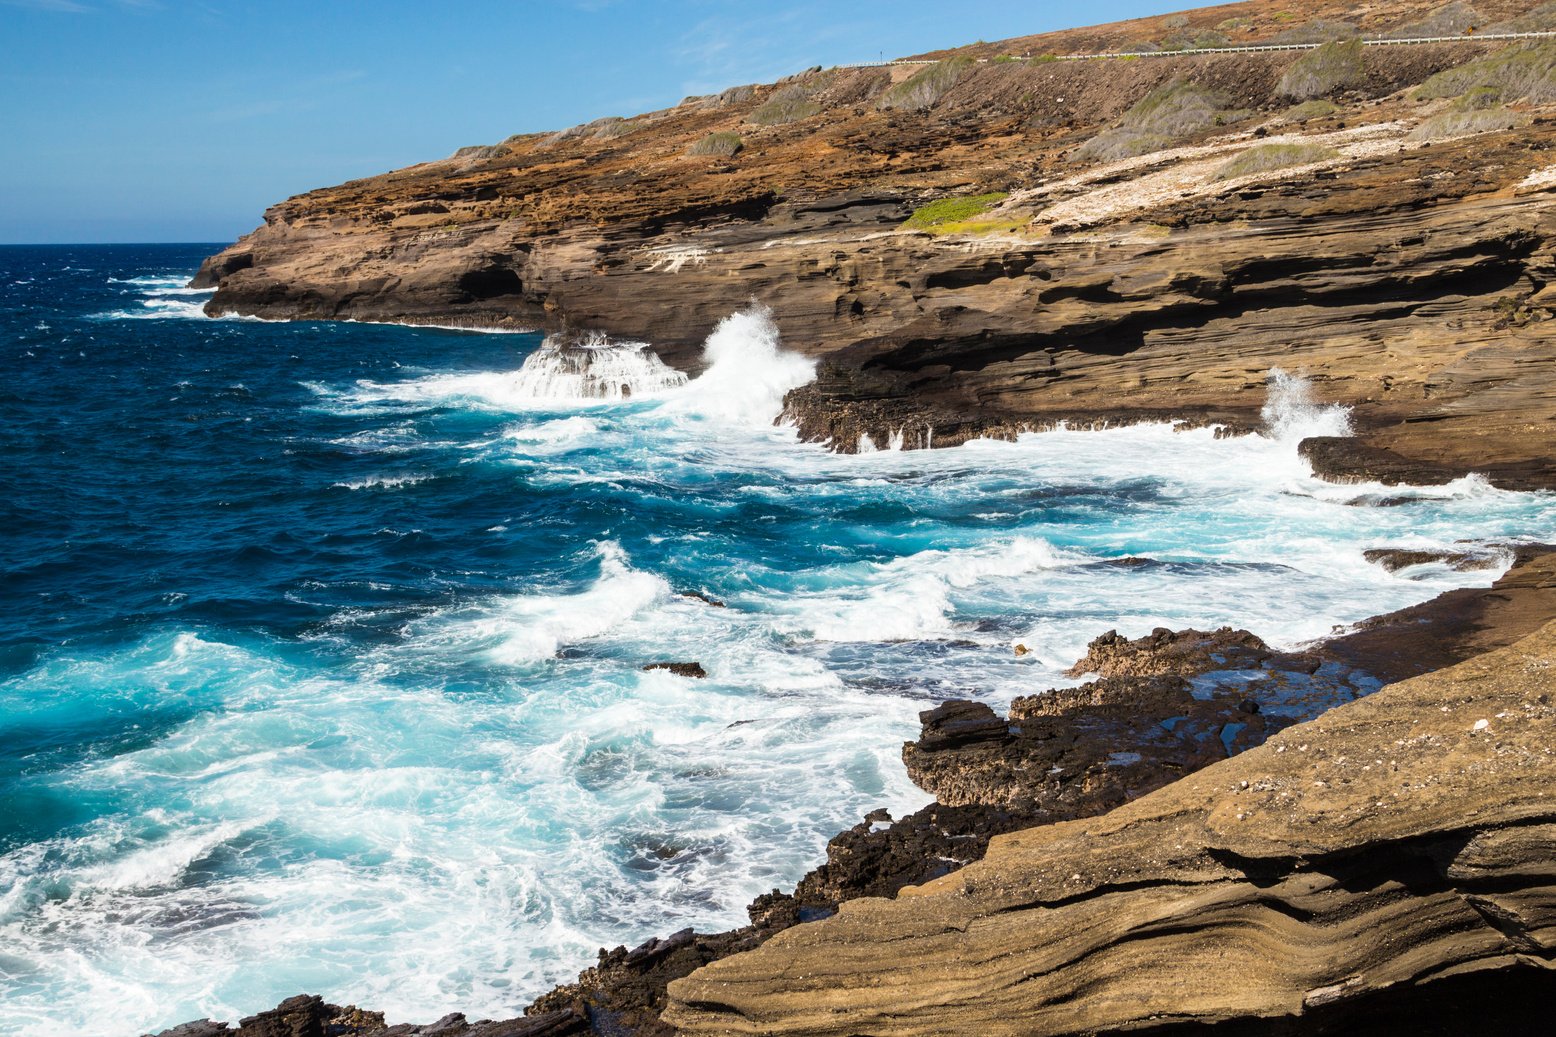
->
[1215,16,1252,32]
[1159,29,1231,51]
[903,192,1010,231]
[1033,53,1059,63]
[1278,39,1366,99]
[1119,40,1161,54]
[1271,19,1359,44]
[1383,2,1482,39]
[1076,80,1246,163]
[1485,2,1556,34]
[1215,142,1340,179]
[1283,98,1339,122]
[878,56,973,111]
[748,84,823,126]
[1409,89,1524,140]
[1415,41,1556,104]
[591,117,643,139]
[687,131,744,157]
[703,84,756,109]
[452,144,505,160]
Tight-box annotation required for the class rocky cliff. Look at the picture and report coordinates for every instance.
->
[196,0,1556,488]
[663,614,1556,1035]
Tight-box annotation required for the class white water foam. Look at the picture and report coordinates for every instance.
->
[510,331,688,401]
[666,304,816,426]
[1262,367,1352,442]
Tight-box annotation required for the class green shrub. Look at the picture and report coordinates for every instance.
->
[687,131,744,157]
[1076,80,1242,162]
[903,192,1009,230]
[1415,41,1556,104]
[1278,39,1366,99]
[1215,142,1340,179]
[748,84,823,126]
[1271,19,1359,44]
[1409,89,1524,140]
[1216,16,1252,31]
[1033,53,1060,63]
[1410,106,1521,140]
[878,56,973,111]
[1283,98,1339,122]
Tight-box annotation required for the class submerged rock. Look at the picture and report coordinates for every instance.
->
[641,661,707,678]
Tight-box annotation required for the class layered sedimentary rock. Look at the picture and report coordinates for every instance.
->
[664,617,1556,1035]
[195,0,1556,489]
[153,551,1556,1036]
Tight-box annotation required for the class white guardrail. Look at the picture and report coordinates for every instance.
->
[835,30,1556,68]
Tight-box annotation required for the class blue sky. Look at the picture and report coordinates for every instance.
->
[0,0,1184,243]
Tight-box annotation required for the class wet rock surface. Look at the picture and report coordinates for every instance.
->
[162,552,1556,1036]
[666,610,1556,1036]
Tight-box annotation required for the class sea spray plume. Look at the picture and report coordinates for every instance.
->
[1261,368,1352,443]
[510,330,688,401]
[672,303,817,425]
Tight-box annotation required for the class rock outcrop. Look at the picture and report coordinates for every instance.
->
[152,551,1556,1036]
[193,0,1556,489]
[664,617,1556,1035]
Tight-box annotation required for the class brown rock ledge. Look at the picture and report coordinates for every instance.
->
[663,621,1556,1035]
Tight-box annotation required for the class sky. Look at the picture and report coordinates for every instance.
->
[0,0,1187,244]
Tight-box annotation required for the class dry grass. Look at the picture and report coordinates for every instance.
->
[1214,142,1340,180]
[1076,80,1244,163]
[1382,2,1481,39]
[451,144,505,160]
[1416,41,1556,104]
[1485,1,1556,33]
[749,84,823,126]
[1283,99,1340,123]
[878,57,973,111]
[687,132,743,157]
[1410,89,1524,141]
[1158,28,1231,51]
[1278,39,1366,99]
[1271,18,1358,45]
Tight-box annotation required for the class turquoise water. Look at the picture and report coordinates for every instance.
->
[1,244,1552,1035]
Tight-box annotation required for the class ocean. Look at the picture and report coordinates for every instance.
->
[1,243,1551,1035]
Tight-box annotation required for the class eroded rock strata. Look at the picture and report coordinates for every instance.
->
[154,551,1556,1036]
[195,0,1556,488]
[664,615,1556,1036]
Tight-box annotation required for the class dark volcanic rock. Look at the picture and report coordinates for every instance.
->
[1298,436,1459,486]
[1362,546,1506,573]
[641,661,707,678]
[1063,625,1273,679]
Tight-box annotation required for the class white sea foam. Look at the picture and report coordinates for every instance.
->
[666,304,816,425]
[331,474,434,491]
[510,331,688,400]
[1262,367,1352,442]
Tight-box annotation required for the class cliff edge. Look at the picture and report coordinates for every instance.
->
[663,615,1556,1035]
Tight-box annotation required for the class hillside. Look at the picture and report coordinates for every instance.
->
[197,1,1556,489]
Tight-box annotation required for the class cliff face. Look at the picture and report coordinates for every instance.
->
[663,616,1556,1035]
[196,0,1556,489]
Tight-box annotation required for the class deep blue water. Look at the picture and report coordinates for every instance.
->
[1,244,1552,1035]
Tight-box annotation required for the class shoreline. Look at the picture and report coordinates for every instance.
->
[149,544,1556,1037]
